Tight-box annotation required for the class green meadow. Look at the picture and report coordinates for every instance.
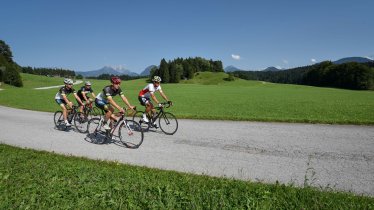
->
[1,144,372,209]
[0,72,373,124]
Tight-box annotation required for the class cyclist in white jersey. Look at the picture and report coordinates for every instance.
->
[138,76,172,124]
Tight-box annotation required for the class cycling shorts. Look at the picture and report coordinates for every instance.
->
[138,96,152,106]
[55,99,67,105]
[95,98,110,112]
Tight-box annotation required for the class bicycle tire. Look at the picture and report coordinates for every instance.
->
[91,107,103,118]
[159,112,178,135]
[54,111,65,130]
[87,118,108,144]
[132,111,150,132]
[118,120,144,148]
[74,112,90,133]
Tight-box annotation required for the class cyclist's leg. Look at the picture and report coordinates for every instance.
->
[56,99,68,122]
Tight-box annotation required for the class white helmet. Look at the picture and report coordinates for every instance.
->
[64,78,73,85]
[85,81,91,86]
[152,76,162,82]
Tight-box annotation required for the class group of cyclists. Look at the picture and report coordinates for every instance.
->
[54,75,172,129]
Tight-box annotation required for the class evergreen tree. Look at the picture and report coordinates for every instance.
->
[0,40,13,63]
[159,58,170,83]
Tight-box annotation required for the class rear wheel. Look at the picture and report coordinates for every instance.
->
[91,107,103,119]
[132,111,150,132]
[159,112,178,135]
[87,118,108,144]
[54,111,65,130]
[119,120,144,148]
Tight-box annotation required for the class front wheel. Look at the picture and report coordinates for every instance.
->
[119,120,144,148]
[159,112,178,135]
[74,112,90,133]
[132,111,150,132]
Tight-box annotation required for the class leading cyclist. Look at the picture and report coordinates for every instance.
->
[138,76,172,126]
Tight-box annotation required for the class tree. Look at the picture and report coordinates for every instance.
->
[0,40,13,63]
[159,58,170,83]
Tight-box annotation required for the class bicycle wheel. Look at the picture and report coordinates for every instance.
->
[91,107,103,119]
[74,112,89,133]
[119,120,144,148]
[87,118,108,144]
[54,111,65,130]
[132,111,150,132]
[159,112,178,135]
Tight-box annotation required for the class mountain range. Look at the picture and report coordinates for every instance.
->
[76,56,373,77]
[224,56,373,72]
[76,65,155,77]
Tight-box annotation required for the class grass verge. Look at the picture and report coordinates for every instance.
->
[0,144,373,209]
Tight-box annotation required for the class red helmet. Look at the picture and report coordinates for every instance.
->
[110,76,121,84]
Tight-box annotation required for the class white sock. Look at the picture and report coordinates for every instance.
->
[142,113,147,118]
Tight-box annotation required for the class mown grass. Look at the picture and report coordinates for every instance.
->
[0,72,373,124]
[0,144,372,209]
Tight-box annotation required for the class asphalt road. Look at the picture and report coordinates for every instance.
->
[0,105,373,196]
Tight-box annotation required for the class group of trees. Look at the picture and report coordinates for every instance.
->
[233,61,374,90]
[86,73,146,81]
[21,66,75,78]
[150,57,224,83]
[0,40,23,87]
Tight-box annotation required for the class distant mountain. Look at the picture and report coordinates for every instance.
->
[224,65,242,72]
[333,57,373,64]
[76,66,139,77]
[140,65,157,76]
[262,66,281,72]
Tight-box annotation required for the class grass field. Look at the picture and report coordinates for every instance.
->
[0,72,373,124]
[1,144,372,209]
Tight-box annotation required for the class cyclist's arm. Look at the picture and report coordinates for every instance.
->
[107,96,122,111]
[159,90,169,102]
[74,93,84,106]
[150,92,160,104]
[81,92,89,103]
[91,92,96,99]
[62,95,73,108]
[120,95,134,109]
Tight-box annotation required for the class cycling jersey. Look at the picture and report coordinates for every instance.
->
[77,86,93,99]
[55,86,76,100]
[96,85,124,103]
[138,83,162,98]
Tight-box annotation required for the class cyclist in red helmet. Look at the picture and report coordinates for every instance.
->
[95,76,135,130]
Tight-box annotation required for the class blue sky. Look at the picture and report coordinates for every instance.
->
[1,0,373,73]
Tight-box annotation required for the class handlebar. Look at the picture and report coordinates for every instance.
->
[158,101,172,108]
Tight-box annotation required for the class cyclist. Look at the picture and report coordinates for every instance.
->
[138,76,172,126]
[76,81,96,114]
[95,76,135,130]
[55,78,84,126]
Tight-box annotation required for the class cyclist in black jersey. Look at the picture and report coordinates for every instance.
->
[76,81,96,113]
[95,76,135,130]
[55,78,84,126]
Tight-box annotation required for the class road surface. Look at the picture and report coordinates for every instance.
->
[0,105,373,196]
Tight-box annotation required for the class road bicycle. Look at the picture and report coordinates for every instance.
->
[73,102,103,133]
[54,105,80,131]
[86,108,144,148]
[133,102,178,135]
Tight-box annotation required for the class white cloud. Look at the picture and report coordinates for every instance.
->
[231,54,241,60]
[276,66,282,69]
[311,58,317,63]
[282,59,288,64]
